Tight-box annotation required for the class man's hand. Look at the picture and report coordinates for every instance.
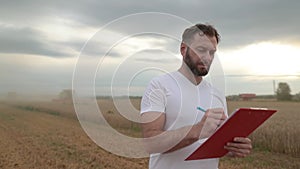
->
[224,137,252,158]
[197,108,227,139]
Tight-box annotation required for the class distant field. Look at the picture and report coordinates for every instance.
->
[228,101,300,157]
[221,101,300,169]
[0,99,299,169]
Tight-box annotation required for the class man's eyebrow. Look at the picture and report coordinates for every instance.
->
[195,45,216,51]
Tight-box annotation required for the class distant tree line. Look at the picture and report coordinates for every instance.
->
[276,82,292,101]
[226,82,300,102]
[276,82,300,101]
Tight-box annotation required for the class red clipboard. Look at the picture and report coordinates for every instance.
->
[185,108,277,161]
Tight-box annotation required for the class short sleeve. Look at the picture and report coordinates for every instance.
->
[140,78,167,114]
[211,86,228,117]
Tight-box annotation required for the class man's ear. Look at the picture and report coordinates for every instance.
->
[180,43,187,57]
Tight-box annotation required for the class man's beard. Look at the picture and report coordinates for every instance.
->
[184,48,211,76]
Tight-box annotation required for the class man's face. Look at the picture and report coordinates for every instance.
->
[183,34,217,76]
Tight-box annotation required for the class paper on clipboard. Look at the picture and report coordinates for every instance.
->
[185,107,277,161]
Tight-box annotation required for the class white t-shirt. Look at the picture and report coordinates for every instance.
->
[141,71,227,169]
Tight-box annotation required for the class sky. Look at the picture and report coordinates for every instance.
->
[1,0,300,99]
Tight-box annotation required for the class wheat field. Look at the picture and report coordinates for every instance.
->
[227,101,300,157]
[0,99,299,169]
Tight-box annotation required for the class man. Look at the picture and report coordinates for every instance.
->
[140,24,252,169]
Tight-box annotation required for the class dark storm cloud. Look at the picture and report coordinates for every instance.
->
[0,25,73,57]
[215,0,300,48]
[0,0,299,57]
[46,0,300,48]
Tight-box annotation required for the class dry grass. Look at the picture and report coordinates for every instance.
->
[0,101,148,169]
[227,101,300,157]
[0,99,299,169]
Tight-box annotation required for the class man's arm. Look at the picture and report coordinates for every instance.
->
[141,108,226,154]
[141,112,201,154]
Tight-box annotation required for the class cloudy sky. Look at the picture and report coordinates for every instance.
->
[1,0,300,98]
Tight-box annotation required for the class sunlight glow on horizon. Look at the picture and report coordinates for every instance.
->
[219,42,300,77]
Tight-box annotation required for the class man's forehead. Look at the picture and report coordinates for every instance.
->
[191,33,217,49]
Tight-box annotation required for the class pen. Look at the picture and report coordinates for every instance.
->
[197,106,206,112]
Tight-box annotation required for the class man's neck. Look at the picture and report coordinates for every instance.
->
[178,64,202,85]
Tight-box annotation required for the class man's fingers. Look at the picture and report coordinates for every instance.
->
[203,108,227,129]
[225,137,252,158]
[227,137,252,149]
[226,142,252,150]
[205,108,226,120]
[221,113,227,120]
[199,108,227,138]
[224,144,251,157]
[224,145,251,153]
[224,145,251,157]
[234,137,252,144]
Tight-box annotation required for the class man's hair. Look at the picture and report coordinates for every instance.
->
[182,23,220,44]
